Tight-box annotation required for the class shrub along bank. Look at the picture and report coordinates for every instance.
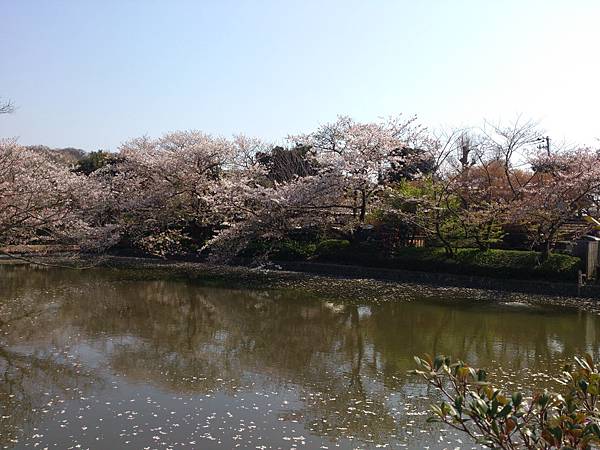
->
[270,239,582,282]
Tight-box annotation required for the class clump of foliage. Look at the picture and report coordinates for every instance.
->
[272,239,316,261]
[314,239,351,259]
[73,150,113,175]
[412,353,600,449]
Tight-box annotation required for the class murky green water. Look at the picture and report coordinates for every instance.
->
[1,264,599,449]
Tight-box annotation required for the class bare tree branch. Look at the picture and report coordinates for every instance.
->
[0,97,14,115]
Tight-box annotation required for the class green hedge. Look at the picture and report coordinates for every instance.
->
[252,236,582,282]
[310,245,582,282]
[272,240,316,261]
[403,248,581,281]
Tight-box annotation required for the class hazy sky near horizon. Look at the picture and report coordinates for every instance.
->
[1,0,599,151]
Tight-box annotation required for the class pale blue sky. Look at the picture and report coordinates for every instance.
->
[1,0,599,151]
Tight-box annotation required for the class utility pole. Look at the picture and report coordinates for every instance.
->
[534,136,551,156]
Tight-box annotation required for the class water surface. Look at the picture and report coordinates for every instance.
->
[0,265,598,449]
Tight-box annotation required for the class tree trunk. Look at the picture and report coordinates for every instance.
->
[540,239,552,262]
[435,219,454,258]
[359,191,367,223]
[540,227,558,262]
[474,234,487,251]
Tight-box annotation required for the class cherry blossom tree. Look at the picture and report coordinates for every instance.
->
[96,131,238,256]
[449,121,600,259]
[204,116,431,260]
[289,115,427,223]
[206,169,348,260]
[0,139,113,252]
[510,148,600,260]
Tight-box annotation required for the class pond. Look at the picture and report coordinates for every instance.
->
[0,264,598,449]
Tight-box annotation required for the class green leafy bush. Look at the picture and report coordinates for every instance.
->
[314,239,351,259]
[413,353,600,449]
[272,240,316,261]
[536,253,583,278]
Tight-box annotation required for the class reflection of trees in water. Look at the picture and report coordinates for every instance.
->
[0,346,98,447]
[3,265,600,445]
[0,267,100,448]
[60,281,355,388]
[55,280,404,442]
[363,301,600,389]
[288,306,400,444]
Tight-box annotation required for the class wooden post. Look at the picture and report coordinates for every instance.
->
[578,270,585,297]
